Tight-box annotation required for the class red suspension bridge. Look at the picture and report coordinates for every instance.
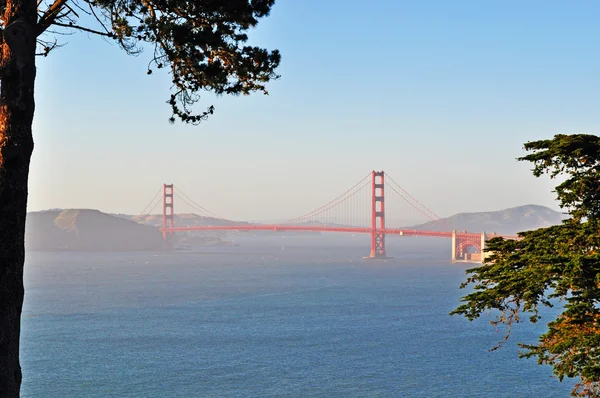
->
[139,171,516,263]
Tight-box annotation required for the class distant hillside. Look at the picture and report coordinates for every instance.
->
[128,213,319,236]
[30,204,562,251]
[26,209,165,251]
[409,204,567,235]
[127,213,250,228]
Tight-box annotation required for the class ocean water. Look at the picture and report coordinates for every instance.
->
[21,235,573,397]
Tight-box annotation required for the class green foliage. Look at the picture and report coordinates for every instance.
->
[522,134,600,223]
[32,0,281,123]
[451,134,600,397]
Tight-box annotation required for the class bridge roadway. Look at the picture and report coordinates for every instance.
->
[161,225,517,240]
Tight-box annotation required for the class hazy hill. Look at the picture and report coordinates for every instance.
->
[26,204,564,251]
[409,204,567,235]
[128,213,318,236]
[26,209,165,251]
[128,213,250,228]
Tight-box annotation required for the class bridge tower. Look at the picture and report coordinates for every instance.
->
[162,184,174,242]
[368,171,390,259]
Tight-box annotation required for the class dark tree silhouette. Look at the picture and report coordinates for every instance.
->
[0,0,280,395]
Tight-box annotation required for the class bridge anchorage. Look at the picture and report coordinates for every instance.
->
[153,170,517,263]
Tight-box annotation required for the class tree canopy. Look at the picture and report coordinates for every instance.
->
[451,134,600,397]
[35,0,281,123]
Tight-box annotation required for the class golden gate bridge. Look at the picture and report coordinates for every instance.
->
[138,171,517,263]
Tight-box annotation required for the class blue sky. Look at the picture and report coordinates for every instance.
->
[28,0,600,222]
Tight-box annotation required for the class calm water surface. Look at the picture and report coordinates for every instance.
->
[21,235,573,397]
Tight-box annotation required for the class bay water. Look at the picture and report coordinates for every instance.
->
[21,235,573,397]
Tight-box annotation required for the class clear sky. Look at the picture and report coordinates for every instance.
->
[28,0,600,222]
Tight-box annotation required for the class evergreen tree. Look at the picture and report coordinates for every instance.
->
[452,134,600,397]
[0,0,280,395]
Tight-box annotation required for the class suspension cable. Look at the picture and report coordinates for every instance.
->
[282,172,372,225]
[137,186,163,219]
[173,184,230,221]
[385,174,445,221]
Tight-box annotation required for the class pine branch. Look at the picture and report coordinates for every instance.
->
[37,0,69,36]
[49,21,114,37]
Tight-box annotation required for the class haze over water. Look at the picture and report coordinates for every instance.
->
[21,236,572,397]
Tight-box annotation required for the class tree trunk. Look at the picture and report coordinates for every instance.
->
[0,0,37,395]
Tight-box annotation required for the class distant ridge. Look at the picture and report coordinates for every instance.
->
[127,213,249,228]
[127,213,320,236]
[25,204,566,251]
[26,209,164,251]
[408,204,567,235]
